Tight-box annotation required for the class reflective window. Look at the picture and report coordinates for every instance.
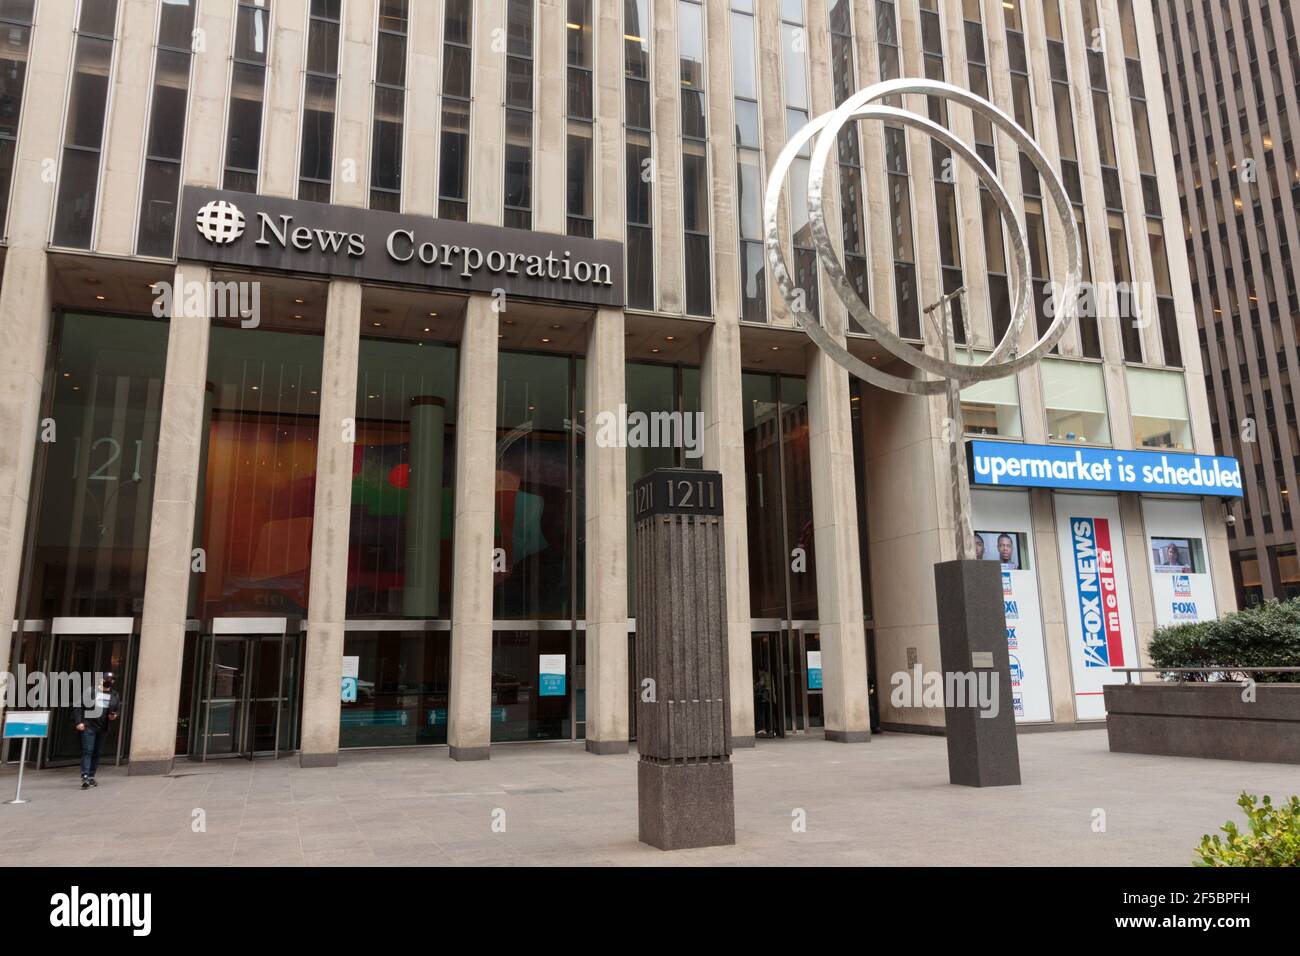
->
[20,313,168,618]
[52,1,119,247]
[566,0,593,236]
[680,0,710,315]
[347,338,458,618]
[438,0,472,220]
[503,0,533,230]
[137,1,197,257]
[299,0,340,204]
[624,0,653,309]
[340,630,450,747]
[370,0,407,211]
[959,351,1023,438]
[194,323,324,621]
[223,0,271,193]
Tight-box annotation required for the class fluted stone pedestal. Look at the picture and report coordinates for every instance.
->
[633,468,735,850]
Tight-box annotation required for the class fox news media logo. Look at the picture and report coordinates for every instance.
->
[1006,625,1019,649]
[1013,692,1025,717]
[1172,574,1192,597]
[1009,655,1023,687]
[1002,572,1013,595]
[1171,601,1198,621]
[1004,599,1019,620]
[195,199,246,244]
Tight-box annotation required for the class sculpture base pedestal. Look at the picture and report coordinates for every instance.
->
[638,759,736,850]
[934,559,1022,787]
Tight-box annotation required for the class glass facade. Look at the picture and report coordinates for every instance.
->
[52,0,120,248]
[340,628,449,748]
[0,0,33,233]
[136,0,196,257]
[743,373,817,622]
[438,0,471,220]
[624,0,654,309]
[224,0,272,193]
[679,0,711,316]
[369,0,408,211]
[193,323,324,622]
[1043,358,1111,445]
[347,339,458,618]
[21,313,168,619]
[504,0,534,230]
[299,0,340,204]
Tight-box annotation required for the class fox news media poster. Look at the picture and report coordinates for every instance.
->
[1142,498,1219,630]
[1053,494,1140,720]
[971,490,1051,722]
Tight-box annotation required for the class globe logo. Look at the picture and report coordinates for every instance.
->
[194,199,246,245]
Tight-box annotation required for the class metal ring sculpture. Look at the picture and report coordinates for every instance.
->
[764,78,1083,396]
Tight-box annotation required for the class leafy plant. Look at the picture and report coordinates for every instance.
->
[1196,792,1300,866]
[1148,597,1300,682]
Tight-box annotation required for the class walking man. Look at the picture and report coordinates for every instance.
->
[73,673,120,790]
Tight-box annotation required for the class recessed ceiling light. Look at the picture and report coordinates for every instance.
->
[424,327,431,332]
[428,311,437,317]
[62,372,71,378]
[251,385,259,390]
[95,295,106,301]
[771,346,780,351]
[651,348,660,353]
[541,337,551,343]
[293,314,304,319]
[372,321,382,327]
[294,298,305,304]
[665,336,675,342]
[551,324,561,330]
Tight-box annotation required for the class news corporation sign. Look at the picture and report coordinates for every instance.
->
[176,187,625,308]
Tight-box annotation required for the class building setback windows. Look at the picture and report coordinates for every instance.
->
[0,0,34,234]
[918,0,960,336]
[369,0,408,211]
[299,0,340,205]
[1127,366,1191,450]
[879,0,918,339]
[624,0,653,310]
[438,0,471,220]
[503,0,534,230]
[830,0,869,321]
[1043,358,1111,445]
[732,0,764,322]
[135,0,197,257]
[1043,0,1102,358]
[783,0,818,322]
[223,0,272,194]
[679,0,710,316]
[566,0,593,237]
[52,0,120,248]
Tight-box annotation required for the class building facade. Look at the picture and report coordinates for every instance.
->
[1152,0,1300,606]
[0,0,1238,772]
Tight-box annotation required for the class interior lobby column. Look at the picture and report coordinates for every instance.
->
[128,263,214,774]
[447,296,500,760]
[584,307,629,754]
[701,323,755,746]
[299,279,362,767]
[806,343,871,742]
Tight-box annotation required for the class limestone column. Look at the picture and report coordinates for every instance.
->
[447,296,499,760]
[402,397,446,617]
[0,250,51,703]
[805,345,871,742]
[128,263,215,774]
[299,279,361,767]
[701,322,755,746]
[584,307,628,753]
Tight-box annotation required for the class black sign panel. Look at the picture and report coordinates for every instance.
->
[176,187,625,308]
[633,468,724,519]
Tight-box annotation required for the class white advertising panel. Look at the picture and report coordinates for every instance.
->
[1142,497,1218,629]
[1053,493,1140,720]
[971,490,1052,722]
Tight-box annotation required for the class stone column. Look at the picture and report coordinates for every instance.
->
[447,296,499,760]
[805,344,871,742]
[128,263,214,774]
[584,307,628,753]
[700,323,755,745]
[0,250,51,700]
[299,279,361,767]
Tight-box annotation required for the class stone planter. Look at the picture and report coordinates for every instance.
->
[1104,682,1300,764]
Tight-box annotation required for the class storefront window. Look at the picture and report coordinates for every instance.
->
[1042,358,1110,445]
[959,350,1023,437]
[21,313,168,618]
[347,339,458,618]
[194,324,324,621]
[339,629,449,747]
[1126,366,1191,450]
[491,629,571,742]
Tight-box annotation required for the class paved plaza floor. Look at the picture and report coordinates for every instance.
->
[1,728,1293,866]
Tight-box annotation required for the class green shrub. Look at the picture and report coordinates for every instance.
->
[1196,793,1300,867]
[1147,597,1300,682]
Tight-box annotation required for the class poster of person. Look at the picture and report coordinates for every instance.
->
[974,531,1022,570]
[1151,537,1194,573]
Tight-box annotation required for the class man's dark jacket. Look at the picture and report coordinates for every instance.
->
[72,690,121,732]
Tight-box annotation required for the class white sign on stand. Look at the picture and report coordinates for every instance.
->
[3,710,50,805]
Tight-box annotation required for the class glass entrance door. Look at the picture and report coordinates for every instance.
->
[195,619,300,760]
[752,627,824,737]
[43,618,136,768]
